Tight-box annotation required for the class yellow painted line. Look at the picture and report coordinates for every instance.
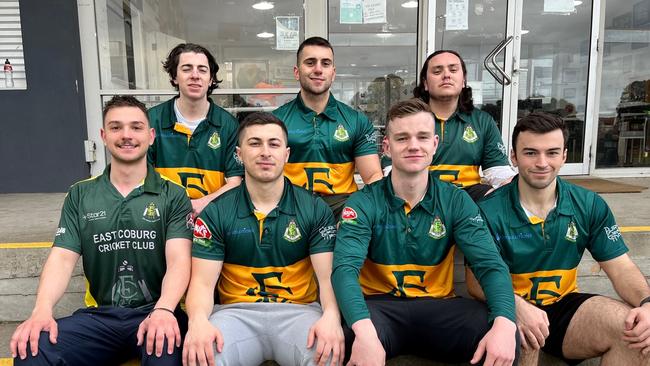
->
[0,358,12,366]
[621,226,650,233]
[0,225,649,249]
[0,242,52,249]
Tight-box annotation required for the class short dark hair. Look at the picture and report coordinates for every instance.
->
[237,112,288,145]
[413,50,474,114]
[385,98,432,134]
[163,43,221,96]
[296,37,334,65]
[512,112,568,152]
[102,95,148,125]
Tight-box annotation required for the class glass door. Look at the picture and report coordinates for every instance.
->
[431,0,596,175]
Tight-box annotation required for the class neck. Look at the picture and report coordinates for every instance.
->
[391,169,429,207]
[300,90,329,114]
[177,96,210,121]
[518,178,557,219]
[110,159,148,197]
[429,97,459,120]
[246,176,285,214]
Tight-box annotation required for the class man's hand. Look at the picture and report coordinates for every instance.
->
[347,319,385,366]
[10,308,58,359]
[191,197,212,217]
[307,310,345,366]
[137,308,181,357]
[514,297,549,350]
[182,317,224,366]
[471,316,517,366]
[623,303,650,355]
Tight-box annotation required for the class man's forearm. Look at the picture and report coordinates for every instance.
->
[33,248,79,313]
[155,262,190,311]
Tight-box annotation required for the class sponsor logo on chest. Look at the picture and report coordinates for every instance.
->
[83,210,107,222]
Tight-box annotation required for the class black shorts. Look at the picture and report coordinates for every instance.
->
[540,292,597,364]
[343,295,518,364]
[464,183,492,202]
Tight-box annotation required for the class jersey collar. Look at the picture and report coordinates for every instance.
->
[101,163,162,196]
[507,175,574,228]
[161,96,221,129]
[237,177,297,218]
[296,92,341,122]
[382,173,436,215]
[436,109,471,124]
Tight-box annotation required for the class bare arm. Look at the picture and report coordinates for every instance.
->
[10,247,80,359]
[309,252,344,366]
[137,237,191,356]
[191,176,242,215]
[600,254,650,306]
[354,154,383,185]
[183,258,224,366]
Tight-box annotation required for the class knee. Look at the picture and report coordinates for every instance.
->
[140,339,182,366]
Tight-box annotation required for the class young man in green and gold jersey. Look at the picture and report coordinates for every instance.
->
[468,112,650,365]
[273,37,383,217]
[183,112,344,366]
[148,43,243,216]
[332,99,517,366]
[10,96,193,366]
[412,50,515,201]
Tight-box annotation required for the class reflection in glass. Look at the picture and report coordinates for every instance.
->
[596,0,650,168]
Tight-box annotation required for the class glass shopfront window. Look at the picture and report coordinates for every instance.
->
[327,0,419,129]
[596,0,650,168]
[96,0,304,100]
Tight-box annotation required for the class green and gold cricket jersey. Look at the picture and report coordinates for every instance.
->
[192,178,336,304]
[147,97,243,199]
[430,108,509,188]
[332,173,515,326]
[53,164,193,309]
[477,176,628,306]
[272,93,378,195]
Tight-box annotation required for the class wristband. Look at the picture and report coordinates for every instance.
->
[149,307,175,317]
[640,296,650,308]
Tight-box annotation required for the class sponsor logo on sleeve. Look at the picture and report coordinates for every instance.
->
[208,132,221,149]
[319,225,337,240]
[341,207,358,224]
[469,214,484,224]
[497,142,507,156]
[462,126,479,143]
[186,213,194,229]
[233,152,243,166]
[193,217,212,247]
[142,202,161,223]
[605,224,621,242]
[283,219,302,243]
[55,227,66,236]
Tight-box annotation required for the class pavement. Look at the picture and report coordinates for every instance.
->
[1,177,650,365]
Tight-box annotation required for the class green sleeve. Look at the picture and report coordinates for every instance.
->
[191,205,225,261]
[164,184,193,240]
[52,186,82,254]
[308,196,337,254]
[451,189,515,323]
[353,113,379,157]
[332,192,373,326]
[587,194,628,262]
[480,113,509,170]
[223,115,244,178]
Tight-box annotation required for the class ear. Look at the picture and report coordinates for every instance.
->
[235,146,242,161]
[510,148,517,167]
[562,148,568,164]
[293,65,299,81]
[149,128,155,146]
[382,136,391,158]
[100,128,107,145]
[432,134,440,155]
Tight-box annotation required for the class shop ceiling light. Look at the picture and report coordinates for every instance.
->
[574,1,583,5]
[257,32,274,38]
[521,29,530,35]
[376,33,393,38]
[401,1,418,8]
[252,1,274,10]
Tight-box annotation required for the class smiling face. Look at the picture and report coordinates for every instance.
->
[294,45,336,97]
[384,111,439,175]
[237,124,290,184]
[173,52,212,101]
[511,129,567,190]
[423,51,465,102]
[101,106,154,165]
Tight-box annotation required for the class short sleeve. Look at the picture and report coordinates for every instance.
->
[223,115,245,178]
[165,184,194,240]
[191,206,226,261]
[480,113,510,170]
[53,186,82,254]
[353,113,379,157]
[308,197,337,254]
[588,194,629,262]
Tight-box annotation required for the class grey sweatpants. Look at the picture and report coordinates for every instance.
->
[209,301,324,366]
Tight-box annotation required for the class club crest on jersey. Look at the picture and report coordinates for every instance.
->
[283,219,302,242]
[341,207,358,224]
[142,202,160,222]
[429,217,446,239]
[334,124,350,142]
[462,126,478,143]
[208,132,221,149]
[193,218,212,247]
[565,221,578,242]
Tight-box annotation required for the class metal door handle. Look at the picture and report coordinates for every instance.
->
[483,36,514,85]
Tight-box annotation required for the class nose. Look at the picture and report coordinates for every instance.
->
[190,67,199,78]
[536,154,548,167]
[407,136,419,150]
[313,61,323,73]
